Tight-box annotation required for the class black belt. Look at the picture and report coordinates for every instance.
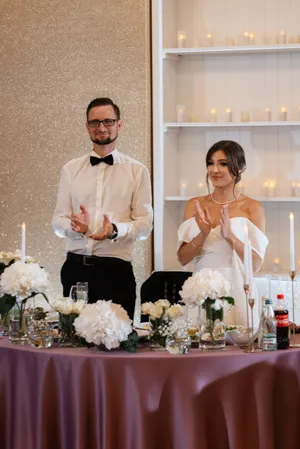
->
[67,252,130,267]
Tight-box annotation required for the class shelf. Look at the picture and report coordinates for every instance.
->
[163,44,300,58]
[164,121,300,130]
[165,196,300,202]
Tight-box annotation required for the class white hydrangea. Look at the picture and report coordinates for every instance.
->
[0,260,49,299]
[73,300,132,350]
[51,297,86,315]
[180,268,232,307]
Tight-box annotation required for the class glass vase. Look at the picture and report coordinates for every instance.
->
[28,319,53,349]
[148,318,166,350]
[199,301,226,351]
[9,306,33,345]
[0,312,10,336]
[59,313,81,347]
[165,334,191,354]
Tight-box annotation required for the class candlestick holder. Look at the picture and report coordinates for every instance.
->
[244,294,263,353]
[289,271,300,348]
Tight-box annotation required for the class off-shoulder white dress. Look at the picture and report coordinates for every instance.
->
[178,217,269,327]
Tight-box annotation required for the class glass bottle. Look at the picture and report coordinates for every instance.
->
[274,293,289,349]
[262,299,277,351]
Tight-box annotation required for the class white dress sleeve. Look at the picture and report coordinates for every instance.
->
[177,218,200,250]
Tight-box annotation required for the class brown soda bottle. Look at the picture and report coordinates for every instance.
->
[274,293,289,349]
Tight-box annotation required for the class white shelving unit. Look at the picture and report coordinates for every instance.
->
[152,0,300,273]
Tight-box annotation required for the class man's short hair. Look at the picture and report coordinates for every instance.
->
[86,98,120,120]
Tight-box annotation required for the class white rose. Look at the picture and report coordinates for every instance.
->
[155,299,170,309]
[141,302,154,315]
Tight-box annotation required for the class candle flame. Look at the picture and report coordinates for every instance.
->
[181,183,186,188]
[244,31,249,37]
[211,108,216,114]
[266,108,270,112]
[226,108,231,113]
[280,30,286,36]
[21,223,26,229]
[274,258,280,264]
[290,212,294,220]
[206,33,212,38]
[249,33,255,39]
[280,107,286,112]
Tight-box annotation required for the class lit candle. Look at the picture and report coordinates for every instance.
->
[265,108,272,121]
[180,182,187,197]
[177,105,186,122]
[198,182,205,195]
[267,181,276,197]
[243,31,250,45]
[273,258,280,273]
[205,33,213,46]
[225,108,232,122]
[244,225,249,284]
[248,238,253,292]
[249,33,255,44]
[279,107,287,121]
[292,182,300,197]
[177,31,186,49]
[210,108,217,122]
[21,223,26,264]
[241,110,250,122]
[278,30,286,44]
[225,36,235,46]
[290,212,295,272]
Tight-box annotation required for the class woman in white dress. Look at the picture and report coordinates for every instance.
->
[177,140,268,327]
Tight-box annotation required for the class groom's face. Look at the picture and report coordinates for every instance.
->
[207,150,233,188]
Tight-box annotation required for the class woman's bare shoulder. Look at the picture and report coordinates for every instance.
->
[239,194,265,230]
[184,195,210,219]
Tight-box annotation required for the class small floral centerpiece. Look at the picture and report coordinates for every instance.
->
[180,268,234,350]
[74,300,139,352]
[0,258,49,344]
[51,297,87,347]
[141,299,185,350]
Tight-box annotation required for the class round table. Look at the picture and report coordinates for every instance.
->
[1,337,300,449]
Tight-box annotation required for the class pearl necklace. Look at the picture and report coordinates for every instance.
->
[210,192,241,205]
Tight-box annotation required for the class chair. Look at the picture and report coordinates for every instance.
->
[140,271,193,305]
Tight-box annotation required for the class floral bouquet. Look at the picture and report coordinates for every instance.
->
[74,300,139,352]
[0,258,49,343]
[51,297,87,347]
[180,268,234,349]
[141,299,185,349]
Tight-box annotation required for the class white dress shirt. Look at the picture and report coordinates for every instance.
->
[52,149,153,262]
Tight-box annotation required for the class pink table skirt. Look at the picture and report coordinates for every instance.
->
[1,337,300,449]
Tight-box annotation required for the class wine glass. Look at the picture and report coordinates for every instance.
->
[76,282,88,303]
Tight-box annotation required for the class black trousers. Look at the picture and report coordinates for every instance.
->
[61,253,136,319]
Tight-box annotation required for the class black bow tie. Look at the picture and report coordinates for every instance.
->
[90,154,114,166]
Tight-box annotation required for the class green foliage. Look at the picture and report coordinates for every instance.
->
[120,330,139,353]
[0,294,16,315]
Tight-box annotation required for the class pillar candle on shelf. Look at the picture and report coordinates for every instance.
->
[210,108,217,122]
[273,258,280,273]
[241,110,250,122]
[180,182,187,197]
[225,108,232,122]
[21,222,26,264]
[267,181,276,197]
[265,108,272,121]
[205,33,213,46]
[243,32,250,45]
[278,30,286,44]
[292,182,300,197]
[279,107,287,121]
[198,182,205,195]
[249,33,255,44]
[176,105,186,122]
[290,212,295,272]
[177,31,186,48]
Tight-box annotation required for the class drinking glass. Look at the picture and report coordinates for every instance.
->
[76,282,89,303]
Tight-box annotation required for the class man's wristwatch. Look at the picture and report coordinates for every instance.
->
[108,223,118,240]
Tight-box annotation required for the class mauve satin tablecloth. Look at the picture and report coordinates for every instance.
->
[1,338,300,449]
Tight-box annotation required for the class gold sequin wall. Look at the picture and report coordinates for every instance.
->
[0,0,152,302]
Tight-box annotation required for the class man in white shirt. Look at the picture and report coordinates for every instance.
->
[52,97,153,318]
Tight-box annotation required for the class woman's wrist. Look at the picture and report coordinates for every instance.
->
[226,232,237,249]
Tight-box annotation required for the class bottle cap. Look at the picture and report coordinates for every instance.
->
[265,299,272,304]
[277,293,285,299]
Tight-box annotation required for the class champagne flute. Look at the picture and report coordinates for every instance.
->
[76,282,88,303]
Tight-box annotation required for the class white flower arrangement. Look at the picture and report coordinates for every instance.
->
[0,250,37,266]
[179,268,232,308]
[51,297,86,315]
[73,300,133,350]
[0,260,49,300]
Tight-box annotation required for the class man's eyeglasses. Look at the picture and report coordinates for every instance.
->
[87,119,117,128]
